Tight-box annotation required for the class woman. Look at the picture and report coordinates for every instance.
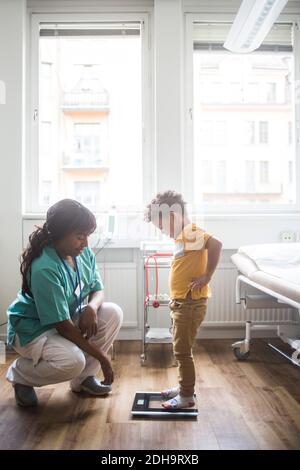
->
[6,199,123,407]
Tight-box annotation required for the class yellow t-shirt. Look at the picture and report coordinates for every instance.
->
[169,223,212,300]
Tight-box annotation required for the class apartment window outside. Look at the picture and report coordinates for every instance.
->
[40,121,52,157]
[289,161,293,183]
[266,82,276,103]
[217,160,226,193]
[260,161,269,183]
[192,22,295,206]
[246,82,259,103]
[74,181,101,206]
[201,160,213,185]
[288,121,293,145]
[73,123,101,167]
[245,161,255,193]
[259,121,269,144]
[244,121,255,145]
[30,20,146,213]
[41,180,52,206]
[199,120,226,145]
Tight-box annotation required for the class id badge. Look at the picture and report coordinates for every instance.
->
[74,280,84,297]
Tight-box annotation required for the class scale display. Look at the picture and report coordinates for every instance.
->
[131,392,198,419]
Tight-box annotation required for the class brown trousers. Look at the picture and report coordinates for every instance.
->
[169,296,207,396]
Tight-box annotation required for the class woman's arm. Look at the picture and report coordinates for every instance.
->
[55,319,113,384]
[79,290,104,339]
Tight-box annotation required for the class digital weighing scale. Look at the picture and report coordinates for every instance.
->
[131,392,198,419]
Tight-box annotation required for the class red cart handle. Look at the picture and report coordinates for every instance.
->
[144,253,172,308]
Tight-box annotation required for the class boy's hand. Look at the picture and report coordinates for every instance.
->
[189,273,211,291]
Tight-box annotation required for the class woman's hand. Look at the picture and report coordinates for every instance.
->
[99,352,114,385]
[79,305,98,339]
[189,273,211,291]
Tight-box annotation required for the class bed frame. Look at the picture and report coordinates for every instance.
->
[232,274,300,367]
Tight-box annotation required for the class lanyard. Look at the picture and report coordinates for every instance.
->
[60,256,82,314]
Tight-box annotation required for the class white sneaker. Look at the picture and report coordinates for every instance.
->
[161,387,179,399]
[162,394,195,409]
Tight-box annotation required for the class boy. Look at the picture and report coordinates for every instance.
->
[145,190,222,409]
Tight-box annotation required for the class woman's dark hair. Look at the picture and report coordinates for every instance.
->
[20,199,97,297]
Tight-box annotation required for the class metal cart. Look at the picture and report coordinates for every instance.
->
[140,242,174,366]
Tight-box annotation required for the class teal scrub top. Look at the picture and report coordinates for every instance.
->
[7,246,104,348]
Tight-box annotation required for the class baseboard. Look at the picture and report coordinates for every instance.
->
[0,326,280,344]
[116,326,279,341]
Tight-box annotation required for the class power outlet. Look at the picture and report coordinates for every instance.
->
[280,231,296,242]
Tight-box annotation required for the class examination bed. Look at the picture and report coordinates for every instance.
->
[231,243,300,366]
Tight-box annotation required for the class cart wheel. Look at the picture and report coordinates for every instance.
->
[233,347,250,361]
[140,354,146,366]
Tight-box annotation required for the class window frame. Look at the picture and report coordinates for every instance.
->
[184,13,300,214]
[25,11,154,215]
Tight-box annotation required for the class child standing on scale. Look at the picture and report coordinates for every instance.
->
[145,191,222,409]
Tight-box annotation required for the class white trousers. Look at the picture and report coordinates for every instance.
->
[6,302,123,389]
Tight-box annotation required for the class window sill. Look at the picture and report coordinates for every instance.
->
[22,212,300,221]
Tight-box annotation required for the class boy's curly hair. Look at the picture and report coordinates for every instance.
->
[145,190,186,222]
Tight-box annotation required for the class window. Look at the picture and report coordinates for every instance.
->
[260,161,269,183]
[217,160,226,193]
[201,160,213,185]
[41,62,52,79]
[266,82,276,103]
[28,17,151,213]
[244,121,255,145]
[245,161,255,193]
[246,82,259,103]
[199,120,226,145]
[40,121,52,157]
[191,22,296,207]
[72,123,101,166]
[259,121,269,144]
[288,121,293,145]
[289,161,293,183]
[41,180,52,206]
[74,181,101,206]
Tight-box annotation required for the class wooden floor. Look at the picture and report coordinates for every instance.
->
[0,339,300,450]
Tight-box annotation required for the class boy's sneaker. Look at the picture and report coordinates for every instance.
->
[162,394,195,409]
[14,383,38,407]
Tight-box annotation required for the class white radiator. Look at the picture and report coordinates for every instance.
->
[97,261,294,335]
[97,263,138,329]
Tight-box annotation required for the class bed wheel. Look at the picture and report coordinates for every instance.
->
[233,347,250,361]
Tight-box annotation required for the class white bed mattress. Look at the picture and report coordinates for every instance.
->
[231,243,300,304]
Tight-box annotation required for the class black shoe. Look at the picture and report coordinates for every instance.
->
[79,376,112,396]
[14,383,38,407]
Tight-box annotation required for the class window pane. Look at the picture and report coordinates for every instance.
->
[38,26,142,208]
[193,50,296,205]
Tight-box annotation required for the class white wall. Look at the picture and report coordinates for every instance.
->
[0,0,25,333]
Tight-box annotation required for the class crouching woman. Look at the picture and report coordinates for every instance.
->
[6,199,123,406]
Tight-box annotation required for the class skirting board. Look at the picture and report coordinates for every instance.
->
[0,327,279,344]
